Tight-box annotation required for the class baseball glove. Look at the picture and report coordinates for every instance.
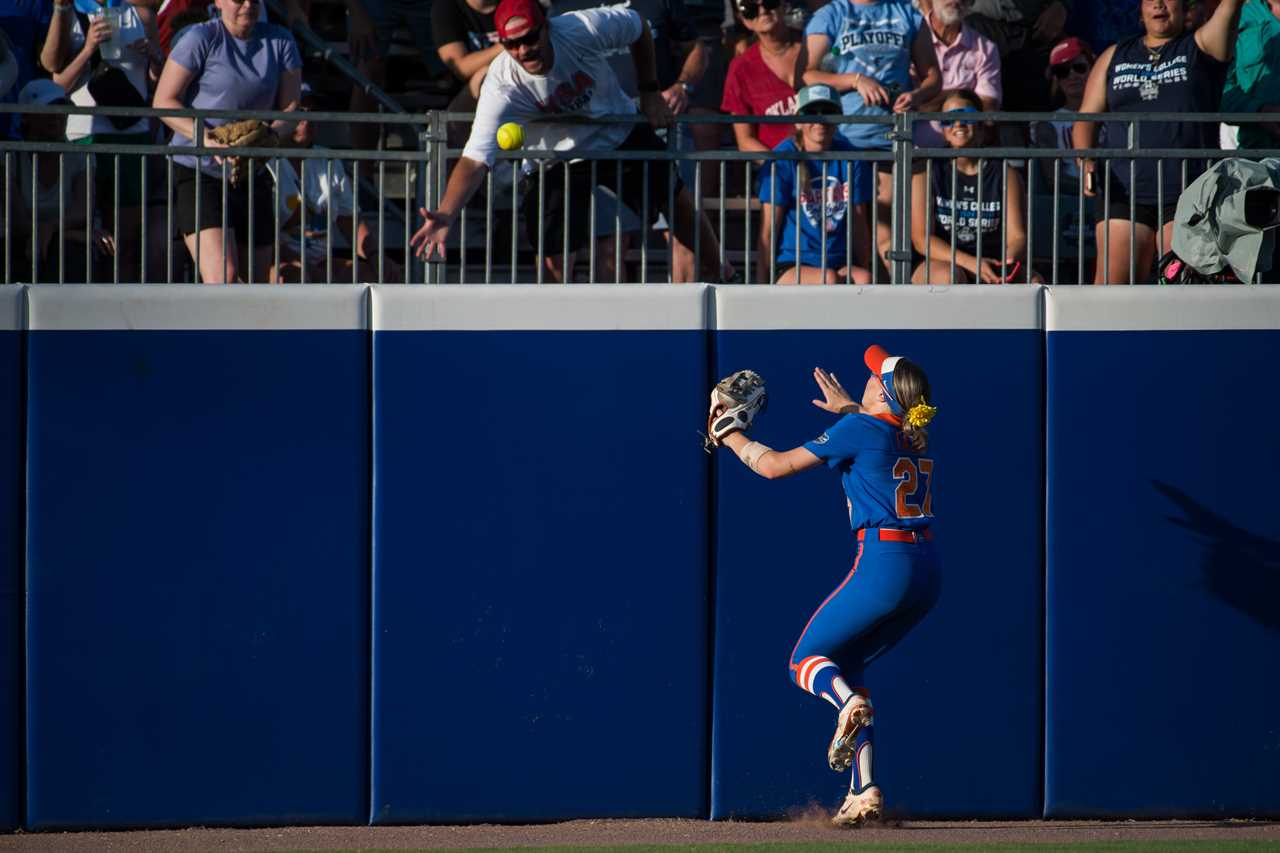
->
[703,369,767,452]
[208,119,278,188]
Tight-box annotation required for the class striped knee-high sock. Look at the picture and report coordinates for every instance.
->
[850,724,875,794]
[792,655,856,710]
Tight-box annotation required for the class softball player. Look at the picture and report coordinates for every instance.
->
[712,345,939,826]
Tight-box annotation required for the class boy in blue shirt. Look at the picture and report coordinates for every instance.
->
[759,85,873,283]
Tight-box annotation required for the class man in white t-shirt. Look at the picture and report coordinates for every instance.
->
[410,0,728,282]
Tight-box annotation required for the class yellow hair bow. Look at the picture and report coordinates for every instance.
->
[906,400,937,428]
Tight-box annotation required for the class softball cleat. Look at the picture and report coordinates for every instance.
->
[831,785,883,828]
[827,694,873,772]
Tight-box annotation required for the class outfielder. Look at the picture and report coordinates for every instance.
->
[707,346,939,826]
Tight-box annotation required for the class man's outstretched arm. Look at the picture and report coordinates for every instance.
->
[410,157,489,260]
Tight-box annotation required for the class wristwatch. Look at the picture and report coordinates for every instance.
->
[678,81,696,95]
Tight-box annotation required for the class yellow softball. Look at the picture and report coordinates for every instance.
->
[496,122,525,151]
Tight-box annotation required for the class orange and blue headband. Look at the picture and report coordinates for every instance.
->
[864,344,905,416]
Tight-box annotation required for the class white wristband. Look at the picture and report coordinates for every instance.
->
[735,440,770,474]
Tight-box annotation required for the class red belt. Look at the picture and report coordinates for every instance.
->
[858,528,932,544]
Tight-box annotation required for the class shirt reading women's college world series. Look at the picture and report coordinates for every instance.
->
[805,0,923,150]
[804,412,934,533]
[1104,31,1225,206]
[758,135,872,267]
[461,8,643,168]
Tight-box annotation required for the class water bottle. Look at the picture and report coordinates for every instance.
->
[97,7,124,61]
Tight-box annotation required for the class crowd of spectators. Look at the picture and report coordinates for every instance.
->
[0,0,1278,283]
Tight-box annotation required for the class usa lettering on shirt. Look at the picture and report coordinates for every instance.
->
[535,71,597,114]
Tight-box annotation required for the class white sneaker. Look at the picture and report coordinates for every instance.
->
[832,785,883,828]
[827,694,873,772]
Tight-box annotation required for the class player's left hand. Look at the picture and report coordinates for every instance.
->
[640,91,674,130]
[811,366,855,414]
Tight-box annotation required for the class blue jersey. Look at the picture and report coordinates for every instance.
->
[803,412,934,532]
[759,136,873,268]
[805,0,922,150]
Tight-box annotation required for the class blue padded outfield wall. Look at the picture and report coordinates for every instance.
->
[24,287,370,829]
[710,288,1044,819]
[370,287,711,822]
[5,284,1280,831]
[0,288,21,832]
[1045,288,1280,819]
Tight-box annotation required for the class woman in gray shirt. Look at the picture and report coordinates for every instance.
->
[152,0,301,283]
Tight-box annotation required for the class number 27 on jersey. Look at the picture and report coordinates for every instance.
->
[893,457,934,519]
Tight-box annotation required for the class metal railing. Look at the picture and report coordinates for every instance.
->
[420,110,1280,286]
[2,105,1276,284]
[0,103,431,284]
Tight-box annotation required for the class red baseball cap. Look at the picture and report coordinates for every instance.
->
[1049,37,1088,67]
[495,0,546,40]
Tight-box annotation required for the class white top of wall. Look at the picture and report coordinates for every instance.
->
[372,284,709,331]
[0,287,21,331]
[27,285,368,331]
[713,286,1042,330]
[1046,286,1280,331]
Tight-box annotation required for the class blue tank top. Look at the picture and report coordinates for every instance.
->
[929,160,1004,259]
[803,412,934,532]
[1103,32,1225,206]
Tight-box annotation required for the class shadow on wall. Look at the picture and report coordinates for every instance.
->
[1154,481,1280,633]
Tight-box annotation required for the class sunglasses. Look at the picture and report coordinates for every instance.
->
[943,105,979,126]
[500,26,542,49]
[738,0,781,20]
[1050,59,1090,79]
[227,0,260,5]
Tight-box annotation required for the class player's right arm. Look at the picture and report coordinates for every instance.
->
[720,432,823,480]
[719,366,863,479]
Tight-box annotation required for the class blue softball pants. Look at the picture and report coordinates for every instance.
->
[790,535,941,700]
